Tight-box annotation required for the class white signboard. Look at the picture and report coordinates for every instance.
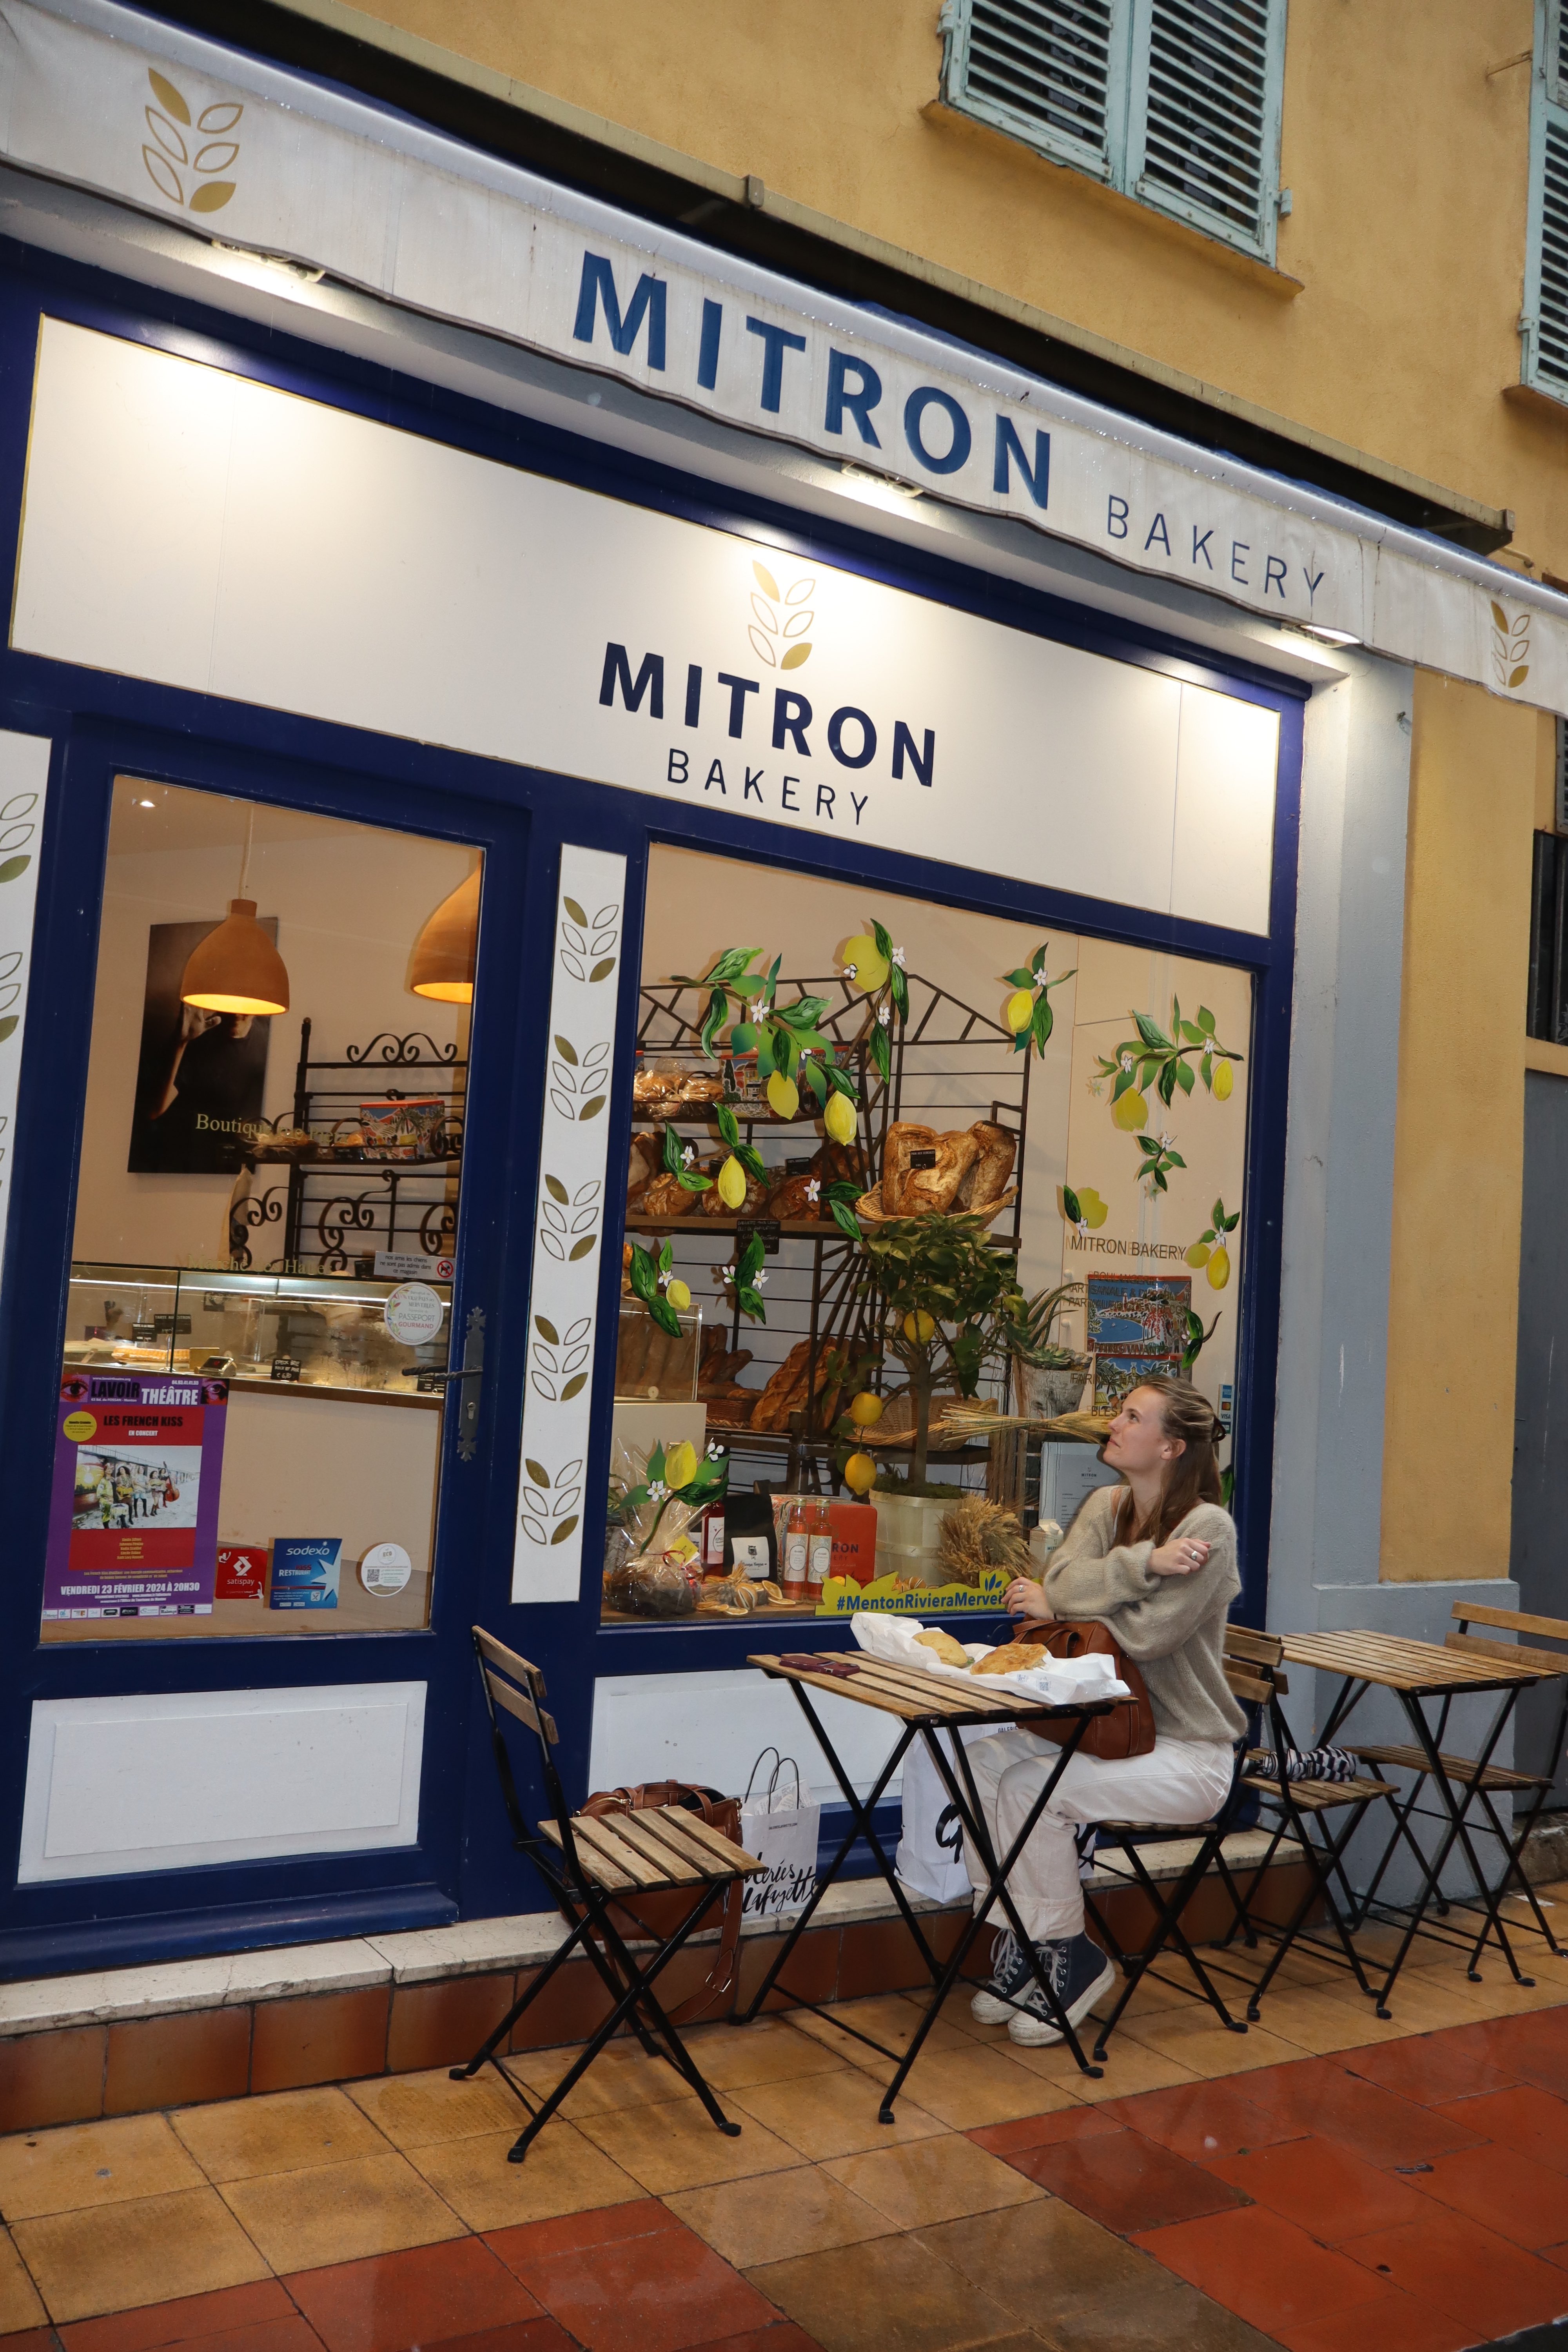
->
[15,321,1281,935]
[0,0,1563,710]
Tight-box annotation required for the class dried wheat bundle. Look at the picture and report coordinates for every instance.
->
[937,1495,1031,1588]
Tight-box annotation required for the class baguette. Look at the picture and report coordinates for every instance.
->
[882,1123,936,1214]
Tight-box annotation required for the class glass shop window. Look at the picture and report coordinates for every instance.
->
[44,778,481,1640]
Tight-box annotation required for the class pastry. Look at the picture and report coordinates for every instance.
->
[903,1127,980,1214]
[914,1628,972,1668]
[641,1172,697,1217]
[882,1123,936,1214]
[971,1641,1047,1677]
[955,1122,1017,1213]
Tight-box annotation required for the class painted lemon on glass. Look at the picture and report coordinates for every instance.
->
[824,1090,857,1146]
[842,933,889,991]
[1112,1089,1149,1132]
[717,1154,748,1208]
[766,1072,800,1119]
[665,1278,691,1312]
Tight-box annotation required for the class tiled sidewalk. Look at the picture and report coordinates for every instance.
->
[0,1888,1565,2352]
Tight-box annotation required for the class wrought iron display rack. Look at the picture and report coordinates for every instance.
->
[234,1017,465,1274]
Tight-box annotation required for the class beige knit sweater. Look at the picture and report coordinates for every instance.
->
[1041,1484,1246,1744]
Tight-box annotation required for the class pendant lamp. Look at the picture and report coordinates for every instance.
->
[180,807,290,1017]
[408,867,480,1003]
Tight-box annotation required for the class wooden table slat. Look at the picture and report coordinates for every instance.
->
[748,1655,931,1719]
[1278,1630,1545,1690]
[829,1654,1018,1719]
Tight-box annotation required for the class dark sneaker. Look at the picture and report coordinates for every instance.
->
[1007,1932,1116,2046]
[969,1927,1032,2024]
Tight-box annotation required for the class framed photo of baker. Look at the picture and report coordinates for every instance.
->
[127,919,277,1175]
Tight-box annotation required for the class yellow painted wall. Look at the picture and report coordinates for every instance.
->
[341,0,1568,574]
[1381,674,1539,1581]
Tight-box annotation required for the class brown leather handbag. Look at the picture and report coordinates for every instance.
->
[1015,1621,1157,1761]
[579,1781,743,2021]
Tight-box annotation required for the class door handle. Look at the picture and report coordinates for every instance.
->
[421,1306,485,1460]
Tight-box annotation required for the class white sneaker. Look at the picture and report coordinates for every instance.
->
[1006,1934,1116,2048]
[969,1927,1031,2025]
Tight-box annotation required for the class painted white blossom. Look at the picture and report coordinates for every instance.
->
[753,1269,769,1288]
[681,1144,695,1167]
[842,961,858,981]
[891,945,906,968]
[647,1480,669,1502]
[806,1178,821,1202]
[706,1440,725,1461]
[877,1005,891,1027]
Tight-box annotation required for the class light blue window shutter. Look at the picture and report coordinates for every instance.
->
[1524,2,1568,398]
[941,0,1133,181]
[1125,0,1287,260]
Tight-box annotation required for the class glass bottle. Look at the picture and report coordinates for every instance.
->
[781,1497,810,1602]
[806,1495,835,1599]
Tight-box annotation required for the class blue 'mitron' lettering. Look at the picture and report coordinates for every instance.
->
[573,253,667,370]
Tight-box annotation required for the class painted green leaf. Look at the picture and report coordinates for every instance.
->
[0,856,31,884]
[563,897,588,925]
[1174,1059,1195,1094]
[1197,1007,1216,1034]
[544,1174,569,1203]
[526,1458,551,1488]
[1133,1011,1171,1050]
[1062,1185,1082,1223]
[829,1200,861,1241]
[534,1316,560,1344]
[716,1102,740,1149]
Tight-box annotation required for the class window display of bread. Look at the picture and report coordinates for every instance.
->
[640,1171,697,1217]
[954,1122,1017,1213]
[881,1123,937,1214]
[902,1126,980,1214]
[765,1170,820,1221]
[632,1063,684,1115]
[749,1338,843,1433]
[971,1641,1048,1677]
[627,1132,660,1204]
[677,1071,724,1107]
[698,1329,755,1397]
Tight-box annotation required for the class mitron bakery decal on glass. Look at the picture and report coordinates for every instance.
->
[43,1371,228,1618]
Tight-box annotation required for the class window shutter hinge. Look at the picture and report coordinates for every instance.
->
[1520,310,1537,334]
[937,0,958,30]
[1276,187,1293,216]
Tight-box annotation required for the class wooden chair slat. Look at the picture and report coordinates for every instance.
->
[568,1813,671,1888]
[536,1818,639,1891]
[1454,1601,1568,1646]
[475,1626,547,1697]
[1224,1667,1276,1706]
[1346,1740,1546,1793]
[592,1810,705,1884]
[1224,1626,1285,1666]
[1243,1773,1397,1811]
[1446,1630,1568,1679]
[652,1806,762,1874]
[633,1807,743,1878]
[484,1669,559,1746]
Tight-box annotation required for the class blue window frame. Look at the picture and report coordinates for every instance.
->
[0,234,1304,1970]
[940,0,1289,263]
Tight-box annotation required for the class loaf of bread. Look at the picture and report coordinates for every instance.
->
[641,1172,697,1218]
[903,1127,980,1214]
[882,1123,936,1214]
[914,1628,972,1668]
[627,1133,661,1203]
[955,1122,1017,1213]
[750,1339,842,1434]
[971,1641,1046,1678]
[767,1171,821,1222]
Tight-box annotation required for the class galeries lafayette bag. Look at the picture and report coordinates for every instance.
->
[579,1780,743,2020]
[1014,1620,1157,1760]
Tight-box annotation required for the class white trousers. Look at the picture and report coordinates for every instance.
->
[960,1727,1235,1944]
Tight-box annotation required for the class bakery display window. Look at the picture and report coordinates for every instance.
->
[43,776,480,1639]
[602,846,1254,1625]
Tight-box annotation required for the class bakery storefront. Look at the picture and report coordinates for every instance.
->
[0,0,1311,1973]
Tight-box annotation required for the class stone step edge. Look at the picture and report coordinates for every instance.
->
[0,1827,1295,2040]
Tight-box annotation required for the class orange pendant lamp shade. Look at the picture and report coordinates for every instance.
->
[409,868,480,1003]
[180,899,290,1016]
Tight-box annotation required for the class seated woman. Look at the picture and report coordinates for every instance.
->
[963,1375,1245,2047]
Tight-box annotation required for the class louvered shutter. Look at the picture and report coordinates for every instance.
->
[1526,5,1568,399]
[1128,0,1286,254]
[940,0,1285,260]
[942,0,1131,176]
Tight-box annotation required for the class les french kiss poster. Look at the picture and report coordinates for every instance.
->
[43,1370,227,1619]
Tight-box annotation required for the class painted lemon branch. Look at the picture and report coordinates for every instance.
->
[1186,1197,1240,1291]
[1002,941,1076,1058]
[1096,996,1242,1119]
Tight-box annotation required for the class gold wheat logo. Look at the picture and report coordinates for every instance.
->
[748,560,815,670]
[1490,598,1530,691]
[141,68,242,214]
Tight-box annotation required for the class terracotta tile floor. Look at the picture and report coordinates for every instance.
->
[2,1884,1568,2352]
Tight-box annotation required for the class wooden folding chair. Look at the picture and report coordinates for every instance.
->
[1084,1627,1287,2059]
[1221,1630,1399,2016]
[450,1627,765,2163]
[1343,1602,1568,1981]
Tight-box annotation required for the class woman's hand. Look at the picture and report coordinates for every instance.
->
[1149,1535,1211,1577]
[1004,1577,1053,1621]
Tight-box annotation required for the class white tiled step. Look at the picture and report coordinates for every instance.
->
[0,1829,1295,2039]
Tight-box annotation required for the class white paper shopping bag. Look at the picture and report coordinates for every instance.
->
[895,1728,976,1905]
[739,1748,820,1923]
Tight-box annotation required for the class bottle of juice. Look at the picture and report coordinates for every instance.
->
[806,1496,834,1601]
[780,1497,810,1602]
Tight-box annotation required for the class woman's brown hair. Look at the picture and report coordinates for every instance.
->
[1112,1374,1225,1546]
